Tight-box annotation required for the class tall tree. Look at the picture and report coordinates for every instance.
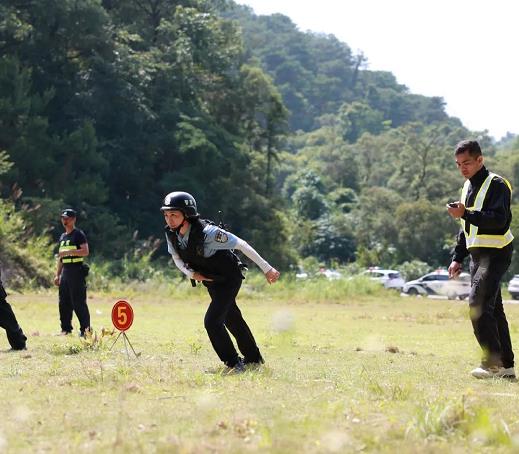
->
[239,65,287,195]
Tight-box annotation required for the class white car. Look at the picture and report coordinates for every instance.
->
[295,272,308,280]
[362,269,405,290]
[402,270,470,300]
[317,268,342,280]
[508,275,519,299]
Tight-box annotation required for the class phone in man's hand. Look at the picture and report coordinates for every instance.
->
[447,202,458,208]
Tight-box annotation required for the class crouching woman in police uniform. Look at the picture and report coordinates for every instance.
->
[162,192,280,372]
[54,209,91,336]
[0,272,27,350]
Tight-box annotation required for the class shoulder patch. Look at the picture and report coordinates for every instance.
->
[215,230,228,243]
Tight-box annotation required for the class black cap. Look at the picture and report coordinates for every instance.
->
[61,208,77,218]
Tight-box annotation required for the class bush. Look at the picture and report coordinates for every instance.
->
[398,260,431,281]
[0,200,54,287]
[241,271,385,302]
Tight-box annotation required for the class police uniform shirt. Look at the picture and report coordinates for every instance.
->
[166,224,238,258]
[59,229,87,264]
[166,224,272,277]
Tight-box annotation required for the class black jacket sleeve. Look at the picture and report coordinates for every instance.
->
[452,229,469,263]
[462,178,511,229]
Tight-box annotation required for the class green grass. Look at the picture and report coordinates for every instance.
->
[2,280,519,453]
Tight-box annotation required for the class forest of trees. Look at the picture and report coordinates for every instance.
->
[1,0,518,284]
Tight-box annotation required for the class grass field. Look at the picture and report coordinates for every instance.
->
[2,278,519,453]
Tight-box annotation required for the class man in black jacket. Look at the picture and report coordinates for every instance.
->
[447,140,515,379]
[0,273,27,350]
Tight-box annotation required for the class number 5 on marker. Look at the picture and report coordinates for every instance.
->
[117,305,127,326]
[111,300,134,331]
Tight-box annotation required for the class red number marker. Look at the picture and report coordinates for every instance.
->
[111,300,134,331]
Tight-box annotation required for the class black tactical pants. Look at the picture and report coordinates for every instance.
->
[0,282,27,350]
[59,266,90,335]
[469,243,514,368]
[204,279,262,367]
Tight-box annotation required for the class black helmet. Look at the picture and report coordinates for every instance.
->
[160,191,198,217]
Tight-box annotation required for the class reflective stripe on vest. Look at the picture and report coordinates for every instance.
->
[59,244,84,263]
[62,257,84,263]
[460,172,514,249]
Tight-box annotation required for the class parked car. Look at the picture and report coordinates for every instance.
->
[317,268,342,280]
[508,275,519,299]
[295,270,309,280]
[402,269,470,300]
[362,268,405,290]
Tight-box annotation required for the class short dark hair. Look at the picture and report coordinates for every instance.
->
[455,140,482,157]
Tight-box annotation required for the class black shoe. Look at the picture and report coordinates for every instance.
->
[7,328,27,350]
[225,358,246,375]
[244,352,264,365]
[79,327,92,338]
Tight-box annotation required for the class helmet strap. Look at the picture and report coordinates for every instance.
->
[176,214,189,234]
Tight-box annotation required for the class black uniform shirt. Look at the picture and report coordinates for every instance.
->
[58,229,87,266]
[453,166,512,263]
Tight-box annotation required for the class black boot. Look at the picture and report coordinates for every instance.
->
[7,327,27,350]
[244,352,264,366]
[224,357,246,374]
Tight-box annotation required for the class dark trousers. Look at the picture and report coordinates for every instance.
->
[0,283,27,349]
[469,243,514,368]
[59,266,90,334]
[204,279,262,367]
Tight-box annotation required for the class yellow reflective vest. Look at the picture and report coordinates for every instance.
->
[59,240,84,263]
[460,172,514,249]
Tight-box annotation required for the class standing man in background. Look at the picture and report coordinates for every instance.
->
[447,140,515,379]
[0,272,27,350]
[54,209,91,337]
